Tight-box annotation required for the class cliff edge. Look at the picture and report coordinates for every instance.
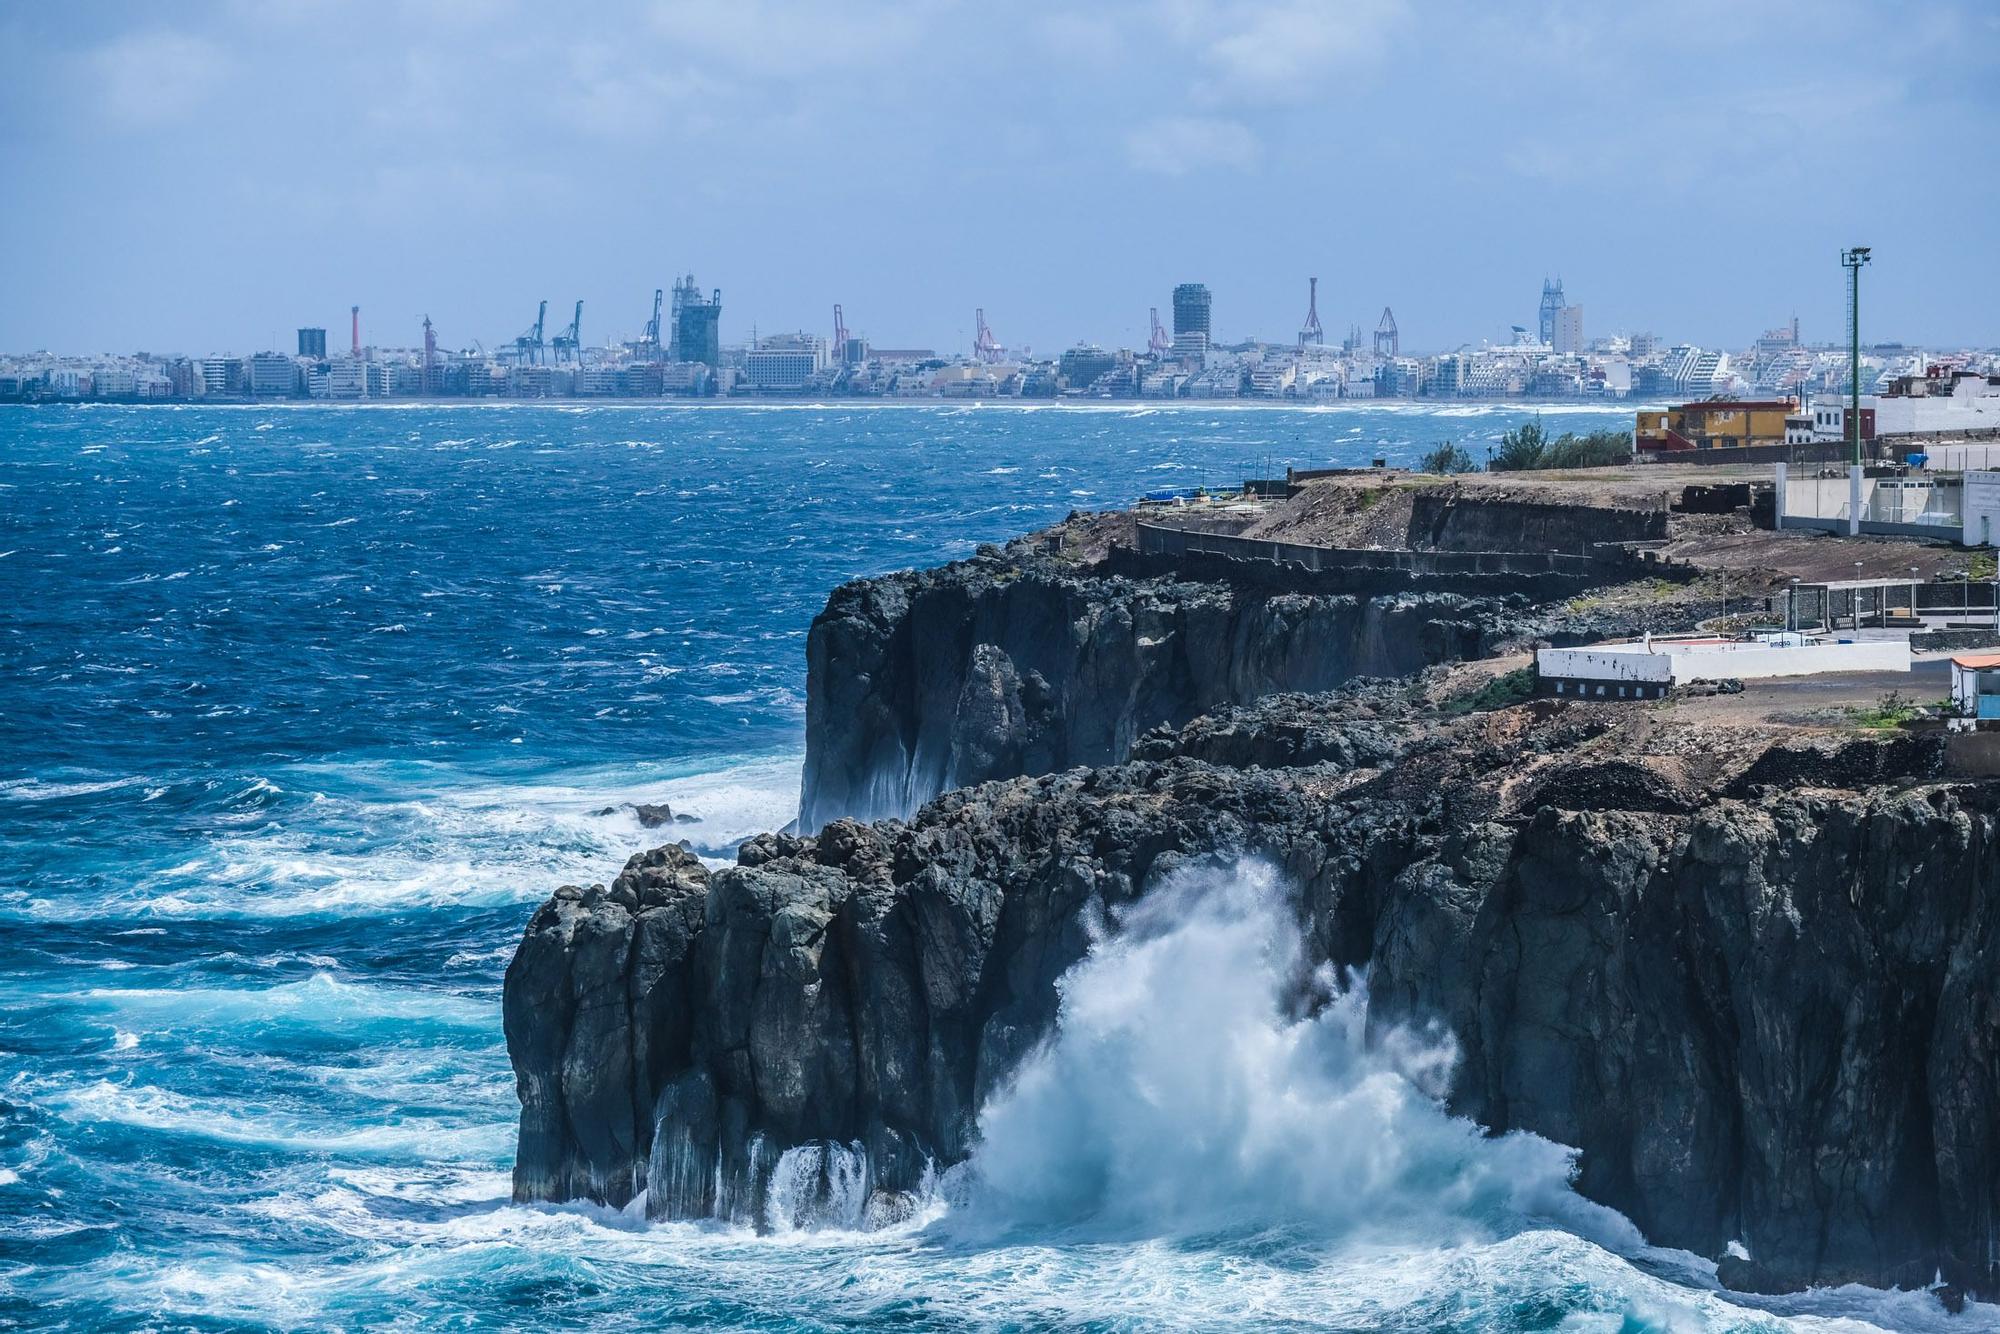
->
[506,680,2000,1297]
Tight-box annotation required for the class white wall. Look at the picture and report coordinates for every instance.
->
[1536,648,1673,683]
[1964,471,2000,547]
[1540,639,1910,685]
[1661,639,1909,680]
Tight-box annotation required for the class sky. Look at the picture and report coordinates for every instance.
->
[2,0,1996,358]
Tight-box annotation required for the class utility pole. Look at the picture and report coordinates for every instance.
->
[1841,246,1871,466]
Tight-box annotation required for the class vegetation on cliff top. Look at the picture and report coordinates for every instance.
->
[1488,419,1634,472]
[1418,441,1480,475]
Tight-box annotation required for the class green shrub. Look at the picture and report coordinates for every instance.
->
[1489,420,1550,471]
[1446,667,1535,714]
[1489,419,1633,472]
[1419,442,1480,475]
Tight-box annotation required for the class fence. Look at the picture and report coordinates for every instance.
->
[1134,522,1615,578]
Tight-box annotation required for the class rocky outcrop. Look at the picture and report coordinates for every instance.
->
[798,541,1528,831]
[507,684,2000,1298]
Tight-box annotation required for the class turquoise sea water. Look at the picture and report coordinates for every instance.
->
[0,402,1979,1331]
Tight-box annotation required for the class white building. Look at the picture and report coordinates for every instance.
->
[1813,373,2000,444]
[1553,305,1583,355]
[200,358,241,395]
[249,352,299,397]
[741,334,826,390]
[312,357,389,399]
[1536,634,1910,700]
[92,368,137,397]
[1950,653,2000,722]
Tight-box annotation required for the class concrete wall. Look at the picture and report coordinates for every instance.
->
[1406,494,1668,555]
[1660,639,1909,680]
[1539,638,1910,686]
[1536,647,1673,683]
[1963,471,2000,547]
[1782,464,1967,543]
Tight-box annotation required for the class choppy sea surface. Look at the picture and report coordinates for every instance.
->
[0,401,1982,1332]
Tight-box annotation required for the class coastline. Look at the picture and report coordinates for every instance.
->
[0,396,1657,414]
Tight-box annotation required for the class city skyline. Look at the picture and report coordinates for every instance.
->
[2,1,1997,354]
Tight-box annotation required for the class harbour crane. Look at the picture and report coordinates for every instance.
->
[641,288,664,360]
[1148,307,1171,356]
[1373,306,1399,358]
[1298,277,1324,348]
[972,308,1002,363]
[513,300,547,365]
[553,300,583,364]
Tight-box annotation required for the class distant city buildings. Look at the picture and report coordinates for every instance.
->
[744,332,826,390]
[1,268,1991,409]
[1553,305,1584,355]
[671,275,721,367]
[1171,283,1211,364]
[1538,279,1565,347]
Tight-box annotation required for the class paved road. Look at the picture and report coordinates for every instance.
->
[1671,657,1951,725]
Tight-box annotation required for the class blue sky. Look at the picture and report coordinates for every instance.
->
[2,0,1995,356]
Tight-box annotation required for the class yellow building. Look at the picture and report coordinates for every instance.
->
[1636,399,1799,454]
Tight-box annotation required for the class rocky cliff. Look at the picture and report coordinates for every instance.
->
[506,674,2000,1298]
[799,537,1578,832]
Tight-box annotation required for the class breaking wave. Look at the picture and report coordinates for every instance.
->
[958,860,1638,1252]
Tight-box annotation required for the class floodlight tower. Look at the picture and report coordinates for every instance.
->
[1841,246,1871,466]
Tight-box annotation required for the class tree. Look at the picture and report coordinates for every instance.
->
[1489,419,1632,472]
[1489,419,1549,471]
[1419,441,1479,474]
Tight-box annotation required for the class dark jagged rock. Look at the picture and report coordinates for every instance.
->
[508,687,2000,1298]
[510,527,1998,1299]
[798,544,1531,831]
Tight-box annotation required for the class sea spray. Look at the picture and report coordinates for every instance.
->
[954,858,1645,1255]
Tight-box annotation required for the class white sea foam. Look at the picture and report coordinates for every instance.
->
[957,859,1636,1251]
[0,774,148,801]
[49,1079,514,1159]
[6,752,801,921]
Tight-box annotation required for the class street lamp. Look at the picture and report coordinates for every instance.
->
[1841,247,1872,467]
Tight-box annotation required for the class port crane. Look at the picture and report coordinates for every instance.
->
[512,300,548,365]
[1373,306,1399,358]
[1148,307,1171,356]
[640,289,664,360]
[552,300,583,364]
[1298,277,1324,348]
[972,308,1002,363]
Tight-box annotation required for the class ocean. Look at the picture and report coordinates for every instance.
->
[0,401,1977,1331]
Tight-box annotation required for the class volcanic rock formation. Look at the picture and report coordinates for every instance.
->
[508,673,2000,1296]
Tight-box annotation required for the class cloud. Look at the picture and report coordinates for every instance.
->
[88,30,230,128]
[1125,115,1260,176]
[1174,0,1409,105]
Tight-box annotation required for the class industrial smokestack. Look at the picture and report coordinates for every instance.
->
[351,306,360,357]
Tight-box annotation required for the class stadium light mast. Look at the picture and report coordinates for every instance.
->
[1841,246,1871,466]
